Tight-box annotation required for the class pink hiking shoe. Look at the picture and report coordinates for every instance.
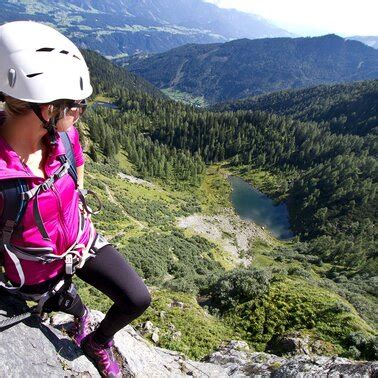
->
[71,306,91,347]
[81,332,122,378]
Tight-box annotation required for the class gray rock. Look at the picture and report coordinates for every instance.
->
[267,332,311,356]
[172,331,182,340]
[0,293,99,377]
[168,300,184,309]
[151,331,159,344]
[205,341,378,377]
[142,320,154,332]
[0,293,376,377]
[270,355,378,377]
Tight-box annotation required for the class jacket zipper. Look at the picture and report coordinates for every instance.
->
[20,160,32,176]
[18,155,70,248]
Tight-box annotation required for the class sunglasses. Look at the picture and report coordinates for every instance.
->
[63,99,87,118]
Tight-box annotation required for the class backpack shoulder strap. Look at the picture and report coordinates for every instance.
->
[0,179,29,244]
[58,131,78,186]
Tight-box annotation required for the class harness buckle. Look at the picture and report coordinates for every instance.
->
[41,177,54,191]
[55,162,69,180]
[42,257,56,264]
[65,253,81,275]
[65,254,74,275]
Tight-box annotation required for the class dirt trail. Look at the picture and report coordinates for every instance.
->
[87,172,146,230]
[105,183,146,229]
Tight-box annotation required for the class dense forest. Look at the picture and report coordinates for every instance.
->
[113,89,376,272]
[82,50,166,99]
[84,45,377,280]
[211,80,378,136]
[85,106,205,184]
[81,50,377,359]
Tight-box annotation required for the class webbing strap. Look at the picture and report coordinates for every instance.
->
[0,244,25,290]
[33,195,50,241]
[5,245,55,263]
[23,160,71,241]
[22,160,70,201]
[0,207,90,292]
[29,103,58,145]
[78,189,102,215]
[2,220,16,245]
[0,179,28,244]
[59,131,78,186]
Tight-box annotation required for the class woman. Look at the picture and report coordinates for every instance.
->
[0,21,151,377]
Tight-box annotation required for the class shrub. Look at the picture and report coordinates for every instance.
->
[346,332,378,360]
[209,267,272,312]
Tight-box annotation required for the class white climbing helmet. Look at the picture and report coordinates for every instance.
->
[0,21,92,103]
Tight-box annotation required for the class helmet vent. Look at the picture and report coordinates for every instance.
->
[27,73,43,78]
[36,47,55,52]
[8,69,16,87]
[60,50,69,54]
[80,77,83,90]
[73,54,81,60]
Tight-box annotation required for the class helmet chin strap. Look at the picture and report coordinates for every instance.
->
[29,103,58,145]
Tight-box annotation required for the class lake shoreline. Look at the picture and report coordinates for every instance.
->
[228,174,294,240]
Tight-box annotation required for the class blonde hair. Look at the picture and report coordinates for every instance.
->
[3,95,63,120]
[3,96,30,118]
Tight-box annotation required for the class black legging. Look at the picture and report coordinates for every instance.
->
[76,244,151,343]
[21,244,151,344]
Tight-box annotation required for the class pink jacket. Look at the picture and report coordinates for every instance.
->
[0,112,92,285]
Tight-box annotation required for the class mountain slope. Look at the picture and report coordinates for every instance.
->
[0,0,290,57]
[82,50,166,99]
[211,80,378,136]
[53,49,378,359]
[127,35,378,104]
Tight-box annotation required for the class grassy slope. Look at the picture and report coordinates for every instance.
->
[161,88,208,108]
[76,118,376,359]
[75,142,239,359]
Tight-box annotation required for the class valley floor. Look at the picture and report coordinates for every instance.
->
[80,158,376,361]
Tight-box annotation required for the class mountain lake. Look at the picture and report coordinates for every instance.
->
[229,175,294,240]
[92,101,118,110]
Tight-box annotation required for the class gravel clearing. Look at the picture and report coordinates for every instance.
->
[118,172,155,187]
[178,208,270,266]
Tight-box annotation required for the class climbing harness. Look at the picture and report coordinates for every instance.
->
[0,232,108,329]
[0,131,105,328]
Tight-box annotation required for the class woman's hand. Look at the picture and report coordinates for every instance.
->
[77,164,84,190]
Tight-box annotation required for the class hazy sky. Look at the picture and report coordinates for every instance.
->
[204,0,378,36]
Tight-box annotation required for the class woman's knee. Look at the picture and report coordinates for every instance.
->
[117,286,151,315]
[135,289,152,314]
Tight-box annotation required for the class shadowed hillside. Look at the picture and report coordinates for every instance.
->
[127,35,378,104]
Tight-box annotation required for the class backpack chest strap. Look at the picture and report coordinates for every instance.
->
[21,160,70,201]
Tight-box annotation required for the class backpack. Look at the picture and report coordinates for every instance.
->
[0,131,78,249]
[0,132,104,295]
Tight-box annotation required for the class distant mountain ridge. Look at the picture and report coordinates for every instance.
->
[0,0,290,58]
[127,34,378,104]
[348,36,378,49]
